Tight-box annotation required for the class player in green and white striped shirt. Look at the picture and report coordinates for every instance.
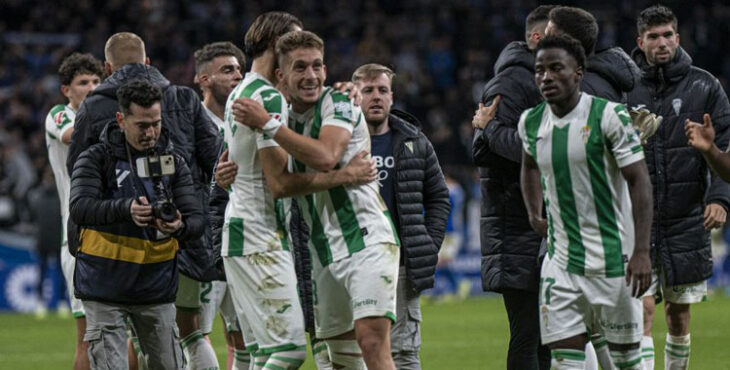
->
[220,13,378,370]
[234,30,400,370]
[44,52,103,370]
[519,36,652,370]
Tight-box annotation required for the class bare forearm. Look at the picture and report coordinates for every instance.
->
[624,163,653,253]
[274,170,352,198]
[274,127,338,171]
[702,144,730,183]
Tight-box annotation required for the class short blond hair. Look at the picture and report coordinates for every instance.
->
[275,30,324,68]
[351,63,395,84]
[104,32,146,69]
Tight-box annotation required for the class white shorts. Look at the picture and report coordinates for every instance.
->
[175,273,201,312]
[199,280,240,334]
[312,243,400,338]
[61,246,84,317]
[539,256,642,345]
[644,268,707,304]
[223,251,306,355]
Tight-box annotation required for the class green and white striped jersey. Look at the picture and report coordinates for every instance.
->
[518,93,644,278]
[289,87,399,267]
[222,72,291,256]
[45,104,75,245]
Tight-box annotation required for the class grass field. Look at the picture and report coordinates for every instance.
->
[2,294,730,369]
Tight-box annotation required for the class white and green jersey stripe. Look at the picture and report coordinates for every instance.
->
[222,72,291,256]
[289,87,399,267]
[518,93,644,278]
[45,104,75,246]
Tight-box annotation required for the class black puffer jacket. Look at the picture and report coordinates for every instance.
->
[68,63,221,282]
[473,41,543,293]
[390,110,450,293]
[583,47,641,104]
[70,122,204,304]
[627,47,730,286]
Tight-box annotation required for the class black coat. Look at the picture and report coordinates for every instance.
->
[583,47,641,104]
[69,123,204,304]
[627,47,730,286]
[389,110,450,293]
[473,41,544,293]
[68,63,221,282]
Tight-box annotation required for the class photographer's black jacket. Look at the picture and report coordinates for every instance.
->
[67,63,221,282]
[70,123,204,305]
[627,47,730,286]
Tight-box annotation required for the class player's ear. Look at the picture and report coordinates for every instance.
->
[104,61,112,76]
[275,68,284,83]
[116,112,125,130]
[60,85,70,99]
[145,57,151,66]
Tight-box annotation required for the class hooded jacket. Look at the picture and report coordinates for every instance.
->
[69,122,204,304]
[583,47,641,104]
[627,47,730,286]
[473,41,544,293]
[68,63,221,282]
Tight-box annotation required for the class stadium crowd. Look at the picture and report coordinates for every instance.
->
[3,0,730,233]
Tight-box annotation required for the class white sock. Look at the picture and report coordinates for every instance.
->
[312,339,333,370]
[266,347,306,369]
[610,346,643,370]
[585,341,599,370]
[181,330,220,370]
[664,333,690,370]
[641,335,654,370]
[551,349,586,370]
[592,334,615,370]
[232,349,251,370]
[326,339,366,369]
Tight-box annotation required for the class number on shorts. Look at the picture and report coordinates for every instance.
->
[200,282,213,304]
[539,277,556,305]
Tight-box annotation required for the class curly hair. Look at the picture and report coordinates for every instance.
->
[637,5,678,36]
[548,6,598,55]
[58,52,104,86]
[536,34,587,69]
[117,80,162,114]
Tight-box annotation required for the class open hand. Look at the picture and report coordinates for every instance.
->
[232,98,270,129]
[333,81,362,106]
[344,150,377,185]
[685,113,715,153]
[215,149,237,189]
[472,95,501,130]
[626,250,651,298]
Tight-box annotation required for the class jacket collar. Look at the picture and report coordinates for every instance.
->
[632,46,692,85]
[387,109,421,139]
[92,63,171,99]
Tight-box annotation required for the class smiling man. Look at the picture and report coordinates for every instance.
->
[519,35,652,370]
[234,31,401,370]
[627,5,730,370]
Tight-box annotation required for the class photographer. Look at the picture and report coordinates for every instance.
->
[69,80,203,370]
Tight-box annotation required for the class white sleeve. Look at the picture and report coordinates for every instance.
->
[517,110,531,156]
[255,89,288,150]
[603,103,644,168]
[321,92,357,133]
[45,107,74,141]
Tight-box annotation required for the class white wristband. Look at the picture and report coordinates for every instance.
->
[262,118,282,138]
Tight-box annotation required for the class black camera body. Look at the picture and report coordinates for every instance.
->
[136,150,178,223]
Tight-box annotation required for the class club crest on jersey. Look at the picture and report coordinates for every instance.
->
[55,111,71,129]
[333,101,353,120]
[581,125,591,144]
[672,98,682,116]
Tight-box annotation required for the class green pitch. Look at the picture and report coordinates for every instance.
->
[1,294,730,369]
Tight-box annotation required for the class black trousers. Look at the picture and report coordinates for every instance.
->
[502,288,550,370]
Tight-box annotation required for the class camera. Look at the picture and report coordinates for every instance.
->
[136,150,178,223]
